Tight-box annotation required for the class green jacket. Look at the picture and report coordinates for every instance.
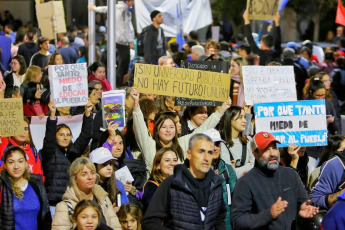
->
[217,159,237,230]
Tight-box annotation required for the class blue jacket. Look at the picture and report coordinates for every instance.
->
[321,192,345,230]
[0,32,11,72]
[116,179,129,205]
[310,155,345,209]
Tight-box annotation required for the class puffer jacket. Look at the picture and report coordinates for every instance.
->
[0,172,51,230]
[52,185,121,230]
[41,115,93,206]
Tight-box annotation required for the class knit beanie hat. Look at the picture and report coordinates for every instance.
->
[150,10,161,21]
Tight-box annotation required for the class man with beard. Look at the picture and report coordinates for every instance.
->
[231,132,318,230]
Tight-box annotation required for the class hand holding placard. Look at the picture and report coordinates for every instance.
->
[0,98,24,137]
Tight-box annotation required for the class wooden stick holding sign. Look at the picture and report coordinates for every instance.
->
[246,0,279,20]
[134,63,231,102]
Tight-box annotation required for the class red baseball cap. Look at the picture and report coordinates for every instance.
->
[253,132,281,150]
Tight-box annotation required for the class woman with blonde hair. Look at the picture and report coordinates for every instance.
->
[52,157,121,230]
[0,146,51,230]
[20,65,43,96]
[229,56,247,106]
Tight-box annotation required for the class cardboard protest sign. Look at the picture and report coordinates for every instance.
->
[35,1,66,40]
[246,0,279,20]
[0,98,24,137]
[254,100,328,147]
[134,63,231,102]
[243,66,297,105]
[49,63,88,107]
[102,90,126,130]
[30,115,84,151]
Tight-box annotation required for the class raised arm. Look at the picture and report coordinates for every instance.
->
[243,10,261,55]
[273,13,282,52]
[41,100,58,162]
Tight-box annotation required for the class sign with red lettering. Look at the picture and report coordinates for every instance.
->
[49,63,88,107]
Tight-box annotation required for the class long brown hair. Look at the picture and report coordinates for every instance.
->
[150,147,177,183]
[218,106,248,147]
[72,200,102,227]
[118,203,143,230]
[3,146,30,200]
[153,114,184,162]
[95,160,118,204]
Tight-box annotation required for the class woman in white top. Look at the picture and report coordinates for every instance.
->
[130,87,231,172]
[4,55,27,87]
[219,105,255,178]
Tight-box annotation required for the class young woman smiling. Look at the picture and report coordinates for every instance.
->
[130,87,231,172]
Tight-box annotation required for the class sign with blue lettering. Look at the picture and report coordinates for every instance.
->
[254,100,328,147]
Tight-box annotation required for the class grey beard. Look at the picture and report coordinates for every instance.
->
[257,155,280,171]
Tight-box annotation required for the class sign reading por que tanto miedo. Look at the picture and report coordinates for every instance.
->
[49,63,88,107]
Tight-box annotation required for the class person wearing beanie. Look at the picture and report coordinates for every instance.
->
[231,132,319,230]
[142,10,166,65]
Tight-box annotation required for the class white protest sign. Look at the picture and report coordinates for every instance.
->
[30,115,84,151]
[49,63,88,107]
[115,166,134,185]
[254,100,328,147]
[242,66,297,105]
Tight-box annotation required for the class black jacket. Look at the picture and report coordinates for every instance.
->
[0,172,51,230]
[231,164,308,230]
[143,161,226,230]
[17,42,39,67]
[244,24,281,66]
[41,115,93,206]
[143,25,166,64]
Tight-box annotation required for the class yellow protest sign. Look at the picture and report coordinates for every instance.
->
[134,63,231,102]
[246,0,279,20]
[0,98,24,137]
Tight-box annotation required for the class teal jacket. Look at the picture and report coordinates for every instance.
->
[217,159,237,230]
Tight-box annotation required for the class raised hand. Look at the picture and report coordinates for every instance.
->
[270,197,288,219]
[218,97,232,114]
[243,10,250,25]
[88,3,96,11]
[84,99,93,117]
[48,100,56,118]
[242,101,253,114]
[130,87,140,107]
[107,121,119,139]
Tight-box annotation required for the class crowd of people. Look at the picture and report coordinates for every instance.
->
[0,1,345,230]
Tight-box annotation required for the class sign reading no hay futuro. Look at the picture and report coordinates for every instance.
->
[49,63,88,107]
[134,63,231,102]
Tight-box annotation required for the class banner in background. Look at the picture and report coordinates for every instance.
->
[135,0,212,37]
[242,66,297,105]
[134,63,231,102]
[49,63,88,108]
[246,0,279,20]
[254,100,328,147]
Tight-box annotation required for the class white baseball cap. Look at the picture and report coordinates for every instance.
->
[203,128,223,143]
[89,147,116,164]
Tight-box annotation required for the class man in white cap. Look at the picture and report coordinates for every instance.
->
[231,131,319,230]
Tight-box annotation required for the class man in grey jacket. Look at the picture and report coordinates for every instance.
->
[88,0,135,87]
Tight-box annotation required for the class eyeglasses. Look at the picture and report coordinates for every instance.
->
[10,62,19,66]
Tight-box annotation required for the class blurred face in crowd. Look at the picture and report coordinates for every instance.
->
[230,60,240,76]
[154,13,164,25]
[35,84,42,100]
[125,0,134,7]
[213,141,222,159]
[93,83,103,98]
[40,40,50,52]
[111,135,124,158]
[189,106,208,127]
[36,72,43,82]
[56,127,72,148]
[54,54,64,65]
[158,119,176,144]
[173,116,182,135]
[93,67,106,80]
[76,207,99,230]
[75,165,97,193]
[141,93,156,101]
[159,150,178,178]
[163,58,174,67]
[206,45,219,57]
[57,106,71,116]
[231,109,247,133]
[11,59,20,73]
[96,160,115,182]
[4,151,27,181]
[312,88,326,100]
[254,142,280,171]
[321,74,331,90]
[89,89,100,105]
[187,139,214,179]
[121,214,138,230]
[337,26,344,37]
[12,120,30,145]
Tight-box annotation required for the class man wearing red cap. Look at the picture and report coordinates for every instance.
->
[231,132,319,230]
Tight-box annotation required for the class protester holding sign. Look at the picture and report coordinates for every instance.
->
[219,106,255,179]
[130,87,231,172]
[23,81,48,117]
[41,99,94,216]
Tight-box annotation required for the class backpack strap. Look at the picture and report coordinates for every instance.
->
[224,142,247,166]
[221,166,231,206]
[64,200,74,216]
[142,180,160,194]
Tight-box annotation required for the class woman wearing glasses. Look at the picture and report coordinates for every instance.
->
[4,55,27,87]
